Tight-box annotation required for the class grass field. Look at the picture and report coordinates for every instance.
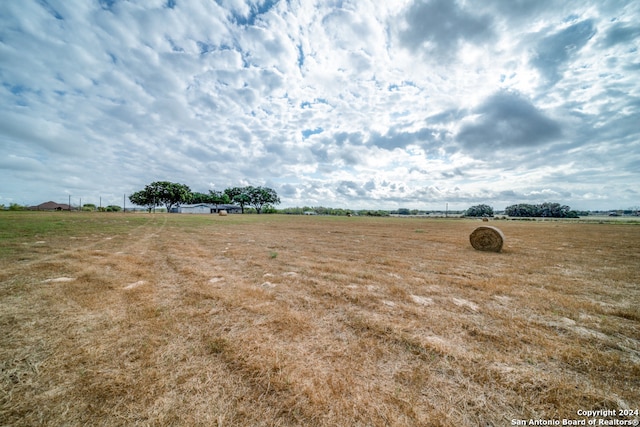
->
[1,212,639,426]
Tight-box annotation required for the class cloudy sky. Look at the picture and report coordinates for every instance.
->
[1,0,639,210]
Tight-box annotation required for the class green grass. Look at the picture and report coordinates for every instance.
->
[0,211,147,258]
[0,211,147,236]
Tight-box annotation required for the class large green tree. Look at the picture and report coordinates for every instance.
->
[505,202,577,218]
[209,190,231,206]
[190,192,212,204]
[465,204,494,217]
[223,186,280,214]
[151,181,192,212]
[224,187,250,214]
[130,181,192,213]
[245,186,281,214]
[129,190,156,213]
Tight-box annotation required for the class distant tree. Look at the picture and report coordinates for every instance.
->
[245,186,280,214]
[314,206,328,215]
[326,207,350,216]
[505,203,536,217]
[148,181,192,212]
[129,190,156,213]
[130,181,192,213]
[539,202,571,217]
[209,190,231,207]
[224,187,251,214]
[82,203,97,211]
[105,205,122,212]
[465,204,494,217]
[8,203,26,211]
[190,192,212,204]
[360,210,389,217]
[277,206,352,216]
[505,202,575,218]
[280,207,304,215]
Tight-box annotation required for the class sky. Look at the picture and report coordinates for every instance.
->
[1,0,639,211]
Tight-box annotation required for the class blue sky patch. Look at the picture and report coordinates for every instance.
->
[302,127,324,139]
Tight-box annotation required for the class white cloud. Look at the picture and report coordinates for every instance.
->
[0,0,638,210]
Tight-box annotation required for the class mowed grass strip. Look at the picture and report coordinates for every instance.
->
[1,212,639,426]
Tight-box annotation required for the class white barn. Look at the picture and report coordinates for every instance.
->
[178,203,211,214]
[177,204,242,214]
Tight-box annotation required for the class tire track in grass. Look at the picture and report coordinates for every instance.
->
[0,214,193,426]
[0,214,165,281]
[0,216,161,425]
[91,218,295,425]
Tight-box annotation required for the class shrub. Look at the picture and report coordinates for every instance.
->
[464,204,494,217]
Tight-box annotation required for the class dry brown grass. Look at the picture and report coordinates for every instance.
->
[1,212,639,426]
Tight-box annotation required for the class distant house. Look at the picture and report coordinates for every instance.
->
[176,203,211,214]
[210,204,242,214]
[177,203,242,214]
[30,201,71,211]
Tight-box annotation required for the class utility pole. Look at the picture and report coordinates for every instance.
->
[123,194,126,213]
[69,195,71,212]
[446,203,448,218]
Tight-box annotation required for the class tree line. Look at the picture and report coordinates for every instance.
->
[504,202,579,218]
[464,202,583,218]
[128,181,280,214]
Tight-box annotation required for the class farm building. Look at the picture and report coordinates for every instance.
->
[30,201,71,211]
[177,204,242,214]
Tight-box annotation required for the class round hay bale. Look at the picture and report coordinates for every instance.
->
[469,226,504,252]
[218,210,228,216]
[482,217,489,222]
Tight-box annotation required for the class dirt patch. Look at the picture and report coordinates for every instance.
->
[452,297,480,311]
[123,280,146,290]
[42,277,75,283]
[410,294,433,305]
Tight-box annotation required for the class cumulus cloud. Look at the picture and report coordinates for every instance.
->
[456,90,562,155]
[367,126,441,151]
[599,22,640,48]
[0,0,638,210]
[530,19,596,85]
[396,0,495,62]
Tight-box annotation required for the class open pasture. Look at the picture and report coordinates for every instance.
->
[1,212,639,426]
